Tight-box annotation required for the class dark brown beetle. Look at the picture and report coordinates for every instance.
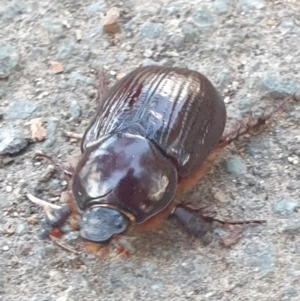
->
[29,66,294,248]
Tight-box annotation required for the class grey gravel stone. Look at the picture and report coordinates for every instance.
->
[224,155,247,176]
[140,22,163,39]
[0,127,29,155]
[242,244,275,278]
[64,63,76,73]
[116,54,128,64]
[283,220,300,234]
[217,69,232,90]
[151,283,163,290]
[57,40,75,60]
[158,58,175,67]
[0,193,10,208]
[160,2,189,17]
[70,99,82,118]
[279,18,295,30]
[272,197,298,217]
[169,35,185,51]
[40,19,64,35]
[239,0,265,10]
[238,96,255,111]
[0,42,19,79]
[16,224,26,236]
[0,82,7,98]
[213,0,232,15]
[5,100,39,119]
[49,179,61,190]
[86,1,107,14]
[192,6,214,29]
[181,23,199,43]
[43,118,60,148]
[284,283,298,300]
[261,74,300,96]
[0,136,28,155]
[69,72,96,87]
[142,59,160,67]
[63,231,79,242]
[1,1,24,22]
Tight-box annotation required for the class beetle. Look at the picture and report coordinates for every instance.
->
[28,66,294,248]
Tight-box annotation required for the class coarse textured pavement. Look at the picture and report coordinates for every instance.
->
[0,0,300,300]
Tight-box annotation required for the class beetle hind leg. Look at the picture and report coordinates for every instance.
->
[172,205,214,246]
[172,204,265,246]
[218,94,296,149]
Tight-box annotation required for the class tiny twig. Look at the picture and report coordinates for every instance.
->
[51,237,80,254]
[27,193,61,210]
[63,131,83,140]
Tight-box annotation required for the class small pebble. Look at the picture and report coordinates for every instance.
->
[86,1,107,14]
[213,0,232,15]
[27,214,39,225]
[5,100,39,120]
[2,246,9,251]
[261,74,300,95]
[102,7,120,34]
[192,6,214,29]
[239,0,265,10]
[16,223,26,236]
[142,59,159,67]
[213,191,228,203]
[272,197,298,217]
[6,225,16,235]
[43,118,60,149]
[224,155,247,176]
[140,21,163,39]
[57,40,75,60]
[5,186,12,193]
[143,49,153,58]
[0,42,19,78]
[0,135,28,155]
[70,99,82,118]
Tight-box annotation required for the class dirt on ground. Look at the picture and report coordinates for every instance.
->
[0,0,300,300]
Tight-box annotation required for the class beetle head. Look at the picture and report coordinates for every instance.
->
[79,205,130,243]
[72,132,177,243]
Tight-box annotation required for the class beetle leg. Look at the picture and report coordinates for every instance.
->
[172,204,265,245]
[95,67,109,104]
[172,205,213,246]
[35,152,74,179]
[27,193,71,239]
[218,94,296,149]
[201,216,266,226]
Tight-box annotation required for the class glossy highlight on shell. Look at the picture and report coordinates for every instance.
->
[82,66,227,178]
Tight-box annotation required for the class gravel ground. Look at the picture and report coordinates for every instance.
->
[1,0,300,300]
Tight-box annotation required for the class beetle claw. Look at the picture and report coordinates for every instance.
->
[27,193,71,231]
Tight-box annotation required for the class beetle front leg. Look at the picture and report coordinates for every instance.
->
[63,67,108,140]
[27,194,71,239]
